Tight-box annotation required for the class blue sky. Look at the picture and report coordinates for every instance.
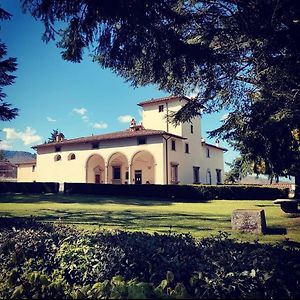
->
[0,0,238,170]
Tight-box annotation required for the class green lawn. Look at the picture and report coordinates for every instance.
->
[0,193,299,244]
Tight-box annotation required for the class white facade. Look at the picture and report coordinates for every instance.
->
[17,96,226,185]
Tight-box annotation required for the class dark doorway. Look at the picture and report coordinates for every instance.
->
[95,174,101,184]
[135,170,142,184]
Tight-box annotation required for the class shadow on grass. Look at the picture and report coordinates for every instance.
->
[255,204,275,208]
[2,209,227,233]
[0,193,210,206]
[265,227,287,235]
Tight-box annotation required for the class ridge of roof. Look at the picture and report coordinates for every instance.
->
[32,129,186,149]
[204,142,228,152]
[137,95,191,106]
[15,160,36,165]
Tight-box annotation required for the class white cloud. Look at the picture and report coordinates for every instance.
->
[73,107,107,129]
[47,116,56,122]
[82,115,89,122]
[220,113,229,121]
[73,107,87,116]
[3,127,42,146]
[0,140,12,150]
[93,122,108,129]
[118,115,133,123]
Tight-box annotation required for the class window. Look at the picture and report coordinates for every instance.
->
[68,153,76,160]
[55,146,61,152]
[193,166,200,183]
[171,164,178,184]
[216,169,222,184]
[113,166,121,180]
[171,139,176,151]
[158,105,164,112]
[206,148,210,158]
[191,125,194,134]
[137,137,147,145]
[185,143,189,153]
[92,142,99,149]
[54,154,61,161]
[32,165,36,172]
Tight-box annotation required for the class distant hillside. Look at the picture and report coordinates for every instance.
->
[2,150,36,164]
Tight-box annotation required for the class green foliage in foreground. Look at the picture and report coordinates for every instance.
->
[1,217,300,299]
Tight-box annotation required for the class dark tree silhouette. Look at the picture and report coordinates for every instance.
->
[0,7,18,121]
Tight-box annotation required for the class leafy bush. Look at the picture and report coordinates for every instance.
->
[0,217,299,299]
[64,182,288,200]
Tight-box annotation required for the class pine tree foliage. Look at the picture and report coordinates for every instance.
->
[47,129,59,143]
[0,8,18,121]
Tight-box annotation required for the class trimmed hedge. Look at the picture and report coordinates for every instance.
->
[0,182,59,194]
[64,183,288,200]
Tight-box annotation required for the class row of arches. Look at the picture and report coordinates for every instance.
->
[86,150,156,184]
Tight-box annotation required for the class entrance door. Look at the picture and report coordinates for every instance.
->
[171,164,178,184]
[95,174,101,184]
[135,170,142,184]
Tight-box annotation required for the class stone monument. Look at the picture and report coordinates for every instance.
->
[231,209,267,234]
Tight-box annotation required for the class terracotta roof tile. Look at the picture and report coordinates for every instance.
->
[138,95,191,106]
[33,129,186,149]
[15,160,36,165]
[204,142,228,152]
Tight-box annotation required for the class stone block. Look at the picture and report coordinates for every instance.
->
[231,209,267,234]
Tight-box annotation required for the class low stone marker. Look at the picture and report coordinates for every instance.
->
[231,209,267,234]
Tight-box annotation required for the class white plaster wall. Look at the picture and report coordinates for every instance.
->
[199,144,225,184]
[34,136,165,184]
[142,99,188,136]
[17,164,36,182]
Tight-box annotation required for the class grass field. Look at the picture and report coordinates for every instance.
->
[0,193,299,244]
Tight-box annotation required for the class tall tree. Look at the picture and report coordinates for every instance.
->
[224,157,254,184]
[21,0,300,194]
[47,129,59,143]
[0,7,18,121]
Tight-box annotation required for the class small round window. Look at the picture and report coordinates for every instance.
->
[54,154,61,161]
[68,153,76,160]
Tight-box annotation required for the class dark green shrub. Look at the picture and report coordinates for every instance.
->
[64,183,288,201]
[0,182,59,194]
[1,217,299,299]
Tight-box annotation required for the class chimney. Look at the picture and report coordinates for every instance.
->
[56,132,65,142]
[215,139,220,147]
[129,118,137,131]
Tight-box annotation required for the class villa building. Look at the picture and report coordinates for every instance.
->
[17,95,227,185]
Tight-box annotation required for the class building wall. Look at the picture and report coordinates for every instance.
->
[17,164,36,182]
[27,135,165,184]
[141,97,227,185]
[18,97,226,185]
[163,138,225,185]
[199,144,225,184]
[142,99,188,136]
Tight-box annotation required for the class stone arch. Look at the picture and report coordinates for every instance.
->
[107,152,129,184]
[86,154,105,183]
[131,150,155,184]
